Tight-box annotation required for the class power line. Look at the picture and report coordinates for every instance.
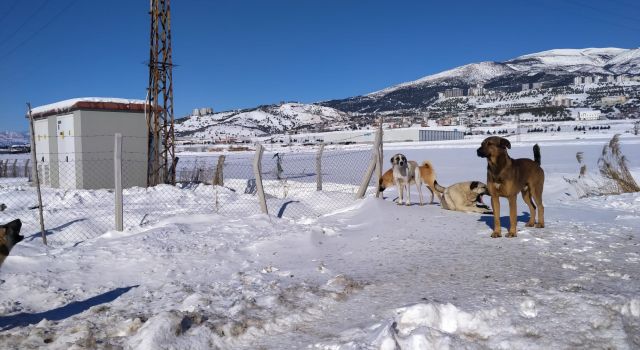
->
[565,0,640,23]
[0,0,49,49]
[0,0,20,26]
[0,0,77,62]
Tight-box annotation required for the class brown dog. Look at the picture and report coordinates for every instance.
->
[0,219,23,268]
[379,160,441,204]
[476,137,544,238]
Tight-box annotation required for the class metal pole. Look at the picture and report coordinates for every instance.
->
[114,133,123,231]
[253,144,268,214]
[316,143,324,191]
[27,103,47,246]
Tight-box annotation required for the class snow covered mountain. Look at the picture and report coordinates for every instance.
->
[175,103,350,140]
[0,131,29,147]
[322,47,640,113]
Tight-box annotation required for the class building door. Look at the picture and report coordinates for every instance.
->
[56,115,76,189]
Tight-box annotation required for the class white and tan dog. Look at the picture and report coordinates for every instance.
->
[379,160,440,205]
[388,154,423,205]
[434,180,492,214]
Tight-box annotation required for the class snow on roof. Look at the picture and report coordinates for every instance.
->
[30,97,147,118]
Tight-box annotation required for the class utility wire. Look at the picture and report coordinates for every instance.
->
[0,0,20,26]
[564,0,640,24]
[0,0,49,49]
[0,0,77,62]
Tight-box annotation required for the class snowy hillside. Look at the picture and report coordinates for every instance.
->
[322,47,640,113]
[175,103,350,141]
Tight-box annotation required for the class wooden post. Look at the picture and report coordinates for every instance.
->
[1,159,7,177]
[213,155,225,186]
[356,129,382,199]
[253,144,268,214]
[27,103,47,245]
[24,159,30,178]
[11,159,17,177]
[316,144,324,191]
[114,133,123,231]
[375,116,384,198]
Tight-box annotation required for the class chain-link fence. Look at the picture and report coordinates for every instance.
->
[1,136,380,247]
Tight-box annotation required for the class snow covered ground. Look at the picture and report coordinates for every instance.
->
[0,135,639,349]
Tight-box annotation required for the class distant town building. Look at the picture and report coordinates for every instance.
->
[577,110,601,121]
[600,96,627,106]
[443,88,465,98]
[467,84,486,96]
[606,75,615,83]
[192,107,214,116]
[583,76,593,84]
[573,77,583,85]
[532,82,543,89]
[521,83,530,92]
[550,95,572,107]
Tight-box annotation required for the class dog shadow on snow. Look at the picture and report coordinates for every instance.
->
[0,285,138,331]
[478,212,531,231]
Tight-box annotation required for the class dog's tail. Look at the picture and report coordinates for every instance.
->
[433,180,446,193]
[420,160,433,169]
[533,144,541,165]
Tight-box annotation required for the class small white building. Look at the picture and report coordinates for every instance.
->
[576,110,602,121]
[29,98,148,189]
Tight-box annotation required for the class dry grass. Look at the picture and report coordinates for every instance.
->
[564,134,639,198]
[598,134,640,193]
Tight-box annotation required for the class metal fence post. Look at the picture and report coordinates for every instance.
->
[356,130,382,199]
[114,133,123,231]
[253,144,268,215]
[11,160,17,177]
[27,103,47,245]
[213,155,225,186]
[316,143,324,191]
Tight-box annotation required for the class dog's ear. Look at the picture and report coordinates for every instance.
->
[390,157,394,164]
[499,138,511,149]
[7,219,21,232]
[470,181,479,190]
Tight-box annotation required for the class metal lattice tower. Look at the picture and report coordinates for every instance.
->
[147,0,176,186]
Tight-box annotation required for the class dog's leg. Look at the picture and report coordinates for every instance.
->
[507,195,518,237]
[521,189,536,227]
[405,181,411,206]
[395,179,403,205]
[491,195,501,238]
[533,183,545,228]
[426,185,434,204]
[416,182,424,206]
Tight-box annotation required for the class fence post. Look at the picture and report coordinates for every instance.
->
[114,133,123,231]
[11,159,17,177]
[27,103,47,245]
[213,155,225,186]
[24,159,30,178]
[356,130,382,199]
[375,117,384,198]
[316,144,324,191]
[253,144,268,215]
[1,159,7,177]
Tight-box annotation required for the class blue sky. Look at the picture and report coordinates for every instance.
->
[0,0,638,131]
